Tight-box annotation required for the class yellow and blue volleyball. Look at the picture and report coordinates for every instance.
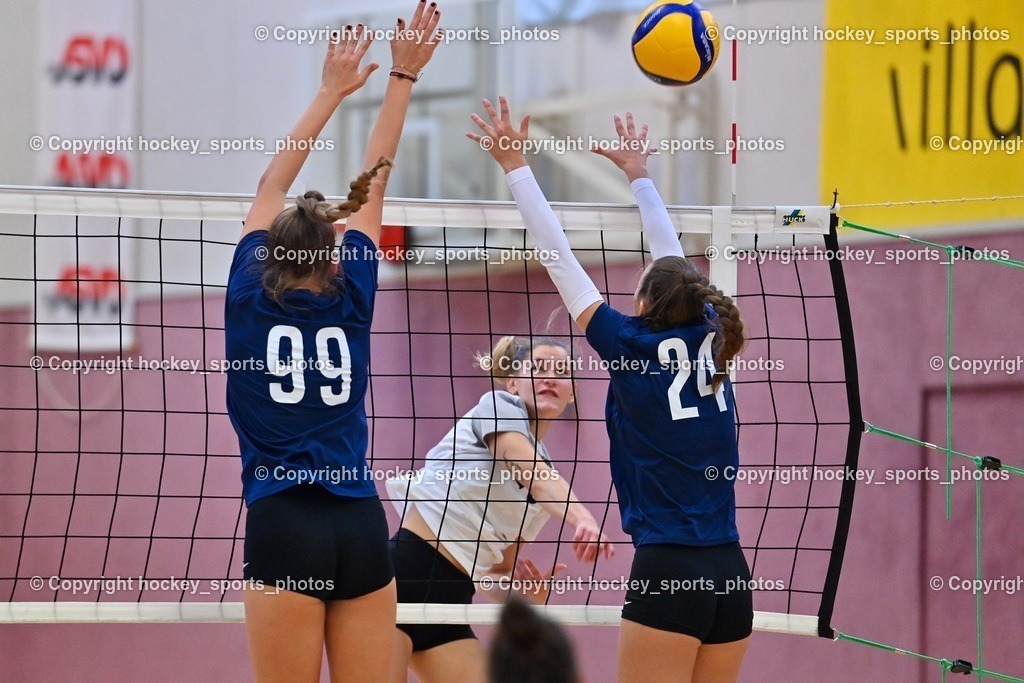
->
[632,1,721,86]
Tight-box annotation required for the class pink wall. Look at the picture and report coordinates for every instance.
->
[1,228,1022,682]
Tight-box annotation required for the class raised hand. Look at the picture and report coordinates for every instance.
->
[243,25,379,237]
[392,1,443,79]
[466,95,531,173]
[322,25,378,99]
[513,557,567,603]
[591,112,657,183]
[572,516,616,563]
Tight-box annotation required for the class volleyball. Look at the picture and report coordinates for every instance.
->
[632,0,721,86]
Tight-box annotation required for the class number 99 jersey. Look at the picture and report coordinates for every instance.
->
[585,302,740,548]
[225,229,379,506]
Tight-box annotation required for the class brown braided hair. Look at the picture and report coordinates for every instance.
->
[262,157,392,306]
[636,256,745,390]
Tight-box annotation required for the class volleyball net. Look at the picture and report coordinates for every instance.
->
[827,212,1024,683]
[0,186,860,639]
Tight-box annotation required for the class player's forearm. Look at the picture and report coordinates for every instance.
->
[631,177,684,260]
[527,473,592,530]
[259,88,345,193]
[505,166,603,318]
[358,76,415,184]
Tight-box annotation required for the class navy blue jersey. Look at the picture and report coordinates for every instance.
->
[225,229,379,505]
[585,303,739,547]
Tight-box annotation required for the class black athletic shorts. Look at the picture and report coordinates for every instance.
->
[390,528,477,652]
[622,541,753,644]
[243,484,394,602]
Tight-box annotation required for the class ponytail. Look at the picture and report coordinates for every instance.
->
[685,278,744,390]
[262,157,392,307]
[637,256,745,390]
[476,335,523,379]
[294,156,392,221]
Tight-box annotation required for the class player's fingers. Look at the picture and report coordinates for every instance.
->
[356,28,373,55]
[639,123,649,142]
[600,532,614,554]
[580,541,592,559]
[425,6,441,35]
[340,24,354,53]
[469,113,496,138]
[614,114,627,139]
[499,95,511,124]
[358,63,380,84]
[626,112,637,138]
[582,543,597,563]
[574,533,595,560]
[482,99,502,128]
[571,537,584,558]
[519,115,531,138]
[410,0,426,29]
[418,2,436,31]
[468,112,487,130]
[347,24,363,53]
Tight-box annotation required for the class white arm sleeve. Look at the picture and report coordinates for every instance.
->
[506,166,604,319]
[631,177,684,260]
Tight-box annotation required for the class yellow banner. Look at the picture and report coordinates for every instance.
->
[821,0,1024,228]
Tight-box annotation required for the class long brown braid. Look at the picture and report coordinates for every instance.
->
[262,157,392,305]
[294,156,392,221]
[636,256,745,390]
